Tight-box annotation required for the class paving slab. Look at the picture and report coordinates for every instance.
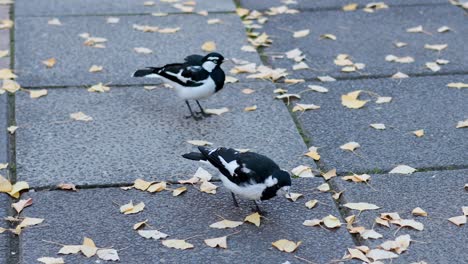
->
[14,13,261,88]
[0,5,10,69]
[15,0,235,17]
[16,81,312,187]
[289,75,468,174]
[261,5,468,80]
[0,195,11,263]
[239,0,448,11]
[0,94,7,166]
[20,178,356,264]
[334,169,468,263]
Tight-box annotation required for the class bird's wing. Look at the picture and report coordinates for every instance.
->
[184,54,204,65]
[155,63,209,87]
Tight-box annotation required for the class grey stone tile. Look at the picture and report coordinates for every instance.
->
[261,5,468,80]
[15,0,235,16]
[0,195,11,263]
[0,95,7,165]
[14,13,261,87]
[239,0,448,11]
[20,178,356,264]
[289,75,468,174]
[16,81,312,187]
[335,170,468,263]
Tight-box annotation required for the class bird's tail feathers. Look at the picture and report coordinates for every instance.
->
[182,152,207,161]
[132,67,160,78]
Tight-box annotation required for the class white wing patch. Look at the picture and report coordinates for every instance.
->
[264,176,278,187]
[218,156,239,177]
[165,69,192,83]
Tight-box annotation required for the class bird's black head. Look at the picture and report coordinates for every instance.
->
[202,52,225,66]
[260,169,291,201]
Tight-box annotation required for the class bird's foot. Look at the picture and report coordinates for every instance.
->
[252,200,266,215]
[196,111,212,118]
[184,113,202,121]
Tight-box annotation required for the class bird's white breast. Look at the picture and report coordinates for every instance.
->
[172,77,216,100]
[218,174,277,201]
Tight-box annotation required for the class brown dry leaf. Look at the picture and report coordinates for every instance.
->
[389,165,416,174]
[200,181,217,194]
[134,179,153,191]
[162,239,194,250]
[133,219,148,230]
[322,169,337,180]
[89,65,103,73]
[81,237,98,258]
[134,47,153,54]
[448,215,466,226]
[204,236,228,249]
[37,257,65,264]
[48,18,62,26]
[0,69,16,79]
[187,140,212,146]
[367,249,399,261]
[344,202,380,211]
[292,103,320,112]
[201,41,216,52]
[120,201,145,215]
[147,182,167,192]
[347,248,370,262]
[244,212,261,227]
[385,55,414,63]
[29,89,48,99]
[285,192,303,202]
[70,112,93,122]
[305,199,318,209]
[57,183,76,191]
[291,165,314,178]
[370,123,386,130]
[172,186,187,196]
[96,249,119,261]
[12,198,33,214]
[8,181,29,198]
[244,105,257,112]
[7,126,18,134]
[272,239,301,253]
[194,167,212,181]
[138,230,169,240]
[343,3,358,11]
[322,215,342,228]
[42,58,56,68]
[424,44,448,51]
[293,29,310,38]
[210,219,243,229]
[304,146,320,161]
[392,72,409,79]
[320,34,337,40]
[456,119,468,128]
[340,141,360,151]
[317,183,330,192]
[406,25,424,33]
[203,107,229,116]
[342,174,371,183]
[447,82,468,89]
[341,90,368,109]
[412,129,424,137]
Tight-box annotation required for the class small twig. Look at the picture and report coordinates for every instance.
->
[42,239,67,247]
[225,230,241,237]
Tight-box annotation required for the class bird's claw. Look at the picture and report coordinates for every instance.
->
[184,113,203,121]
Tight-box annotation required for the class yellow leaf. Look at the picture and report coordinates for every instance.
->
[200,181,217,194]
[210,219,243,229]
[456,119,468,128]
[347,248,370,263]
[307,85,328,93]
[0,69,17,79]
[187,140,212,146]
[293,29,310,38]
[341,90,368,109]
[367,249,398,261]
[201,41,216,52]
[302,219,321,226]
[133,219,148,230]
[292,103,320,112]
[447,82,468,89]
[178,176,199,185]
[291,165,314,178]
[204,236,228,249]
[88,82,110,93]
[138,229,168,239]
[322,168,337,180]
[89,65,103,73]
[340,141,360,151]
[244,105,257,112]
[96,249,119,261]
[12,198,33,214]
[317,183,330,192]
[133,179,153,191]
[0,50,9,58]
[7,125,18,134]
[120,201,145,214]
[58,245,82,255]
[70,112,93,122]
[81,237,98,258]
[42,58,56,68]
[29,89,48,99]
[285,192,303,202]
[147,182,166,192]
[304,146,320,160]
[57,183,76,191]
[8,181,29,198]
[389,165,416,174]
[370,123,386,130]
[37,257,65,264]
[342,3,358,11]
[2,79,20,93]
[204,107,229,115]
[424,44,448,51]
[161,239,194,250]
[172,186,187,196]
[244,212,261,227]
[412,207,428,217]
[342,174,371,183]
[16,217,44,230]
[448,215,466,226]
[271,239,301,253]
[344,202,380,211]
[305,199,318,209]
[391,219,424,230]
[412,129,424,137]
[194,167,212,181]
[322,215,341,228]
[134,47,153,54]
[320,34,336,40]
[406,25,424,33]
[0,175,12,192]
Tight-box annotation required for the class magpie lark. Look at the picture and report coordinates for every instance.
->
[183,146,291,212]
[133,53,226,120]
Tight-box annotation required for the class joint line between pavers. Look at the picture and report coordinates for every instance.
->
[14,10,236,19]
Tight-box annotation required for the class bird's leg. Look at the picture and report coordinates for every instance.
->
[195,100,211,117]
[184,100,202,121]
[253,200,265,215]
[231,192,239,207]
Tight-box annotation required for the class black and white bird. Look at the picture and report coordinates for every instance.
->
[133,53,226,120]
[183,146,291,212]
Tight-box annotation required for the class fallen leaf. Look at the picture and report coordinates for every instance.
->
[360,229,383,239]
[48,18,62,26]
[133,220,148,230]
[194,167,212,181]
[37,257,65,264]
[147,182,166,192]
[380,234,411,254]
[159,27,181,34]
[320,34,336,40]
[341,90,368,109]
[448,215,466,226]
[317,75,336,82]
[134,179,153,191]
[0,19,13,29]
[463,206,468,216]
[447,82,468,89]
[291,165,314,178]
[292,61,309,70]
[16,217,44,230]
[244,105,257,112]
[204,236,228,249]
[275,93,301,100]
[406,25,424,33]
[305,199,318,209]
[389,165,416,174]
[285,192,303,202]
[307,85,328,93]
[138,230,169,240]
[58,245,82,255]
[426,62,441,72]
[225,76,239,83]
[162,239,194,250]
[89,65,103,73]
[340,141,360,151]
[207,18,222,25]
[347,248,370,262]
[12,198,33,214]
[8,181,29,198]
[201,41,216,52]
[392,72,409,79]
[70,112,93,122]
[322,169,337,180]
[172,186,187,196]
[424,44,448,51]
[81,237,98,258]
[343,3,358,11]
[284,78,305,84]
[204,107,229,115]
[344,202,380,211]
[391,219,424,230]
[0,50,8,58]
[242,88,255,94]
[244,212,261,227]
[210,219,243,229]
[96,249,119,261]
[0,69,17,79]
[120,201,145,215]
[143,1,155,6]
[106,17,120,24]
[304,146,320,161]
[57,183,76,191]
[370,123,386,130]
[133,24,159,32]
[303,219,321,227]
[134,47,153,54]
[385,55,414,63]
[29,89,48,99]
[42,58,56,68]
[367,249,399,261]
[293,29,310,38]
[200,181,217,194]
[322,215,341,228]
[0,163,7,169]
[178,176,199,185]
[317,183,330,192]
[151,12,168,17]
[7,125,18,134]
[272,239,301,253]
[413,129,424,137]
[342,174,371,183]
[187,140,212,146]
[456,119,468,128]
[2,79,20,93]
[437,26,451,33]
[241,45,256,52]
[292,103,320,112]
[394,42,408,48]
[376,96,392,104]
